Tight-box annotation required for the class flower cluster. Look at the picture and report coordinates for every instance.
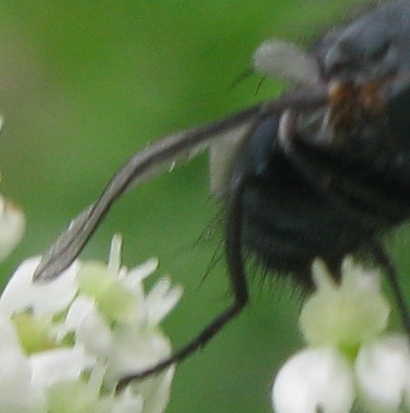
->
[0,231,182,413]
[272,258,410,413]
[1,173,410,413]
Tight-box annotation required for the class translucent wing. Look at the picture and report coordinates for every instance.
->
[33,89,327,282]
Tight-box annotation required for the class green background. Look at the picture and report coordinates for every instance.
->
[0,1,409,412]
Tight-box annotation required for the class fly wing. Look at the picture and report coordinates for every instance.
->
[209,123,255,199]
[33,88,327,282]
[33,103,265,282]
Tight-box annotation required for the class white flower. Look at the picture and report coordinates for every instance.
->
[0,257,79,317]
[272,257,410,413]
[273,347,354,413]
[355,335,410,411]
[299,258,390,350]
[0,234,182,413]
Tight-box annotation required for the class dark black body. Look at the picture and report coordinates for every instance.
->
[233,116,375,287]
[234,0,410,289]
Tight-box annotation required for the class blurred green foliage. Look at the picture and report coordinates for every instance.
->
[0,1,409,412]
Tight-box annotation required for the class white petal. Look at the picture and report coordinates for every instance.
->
[145,277,183,326]
[108,234,123,275]
[125,258,159,285]
[0,257,79,317]
[105,325,171,384]
[0,196,25,261]
[112,389,143,413]
[0,315,21,347]
[68,297,113,357]
[30,346,94,388]
[0,317,45,412]
[273,347,354,413]
[61,296,96,334]
[135,368,174,413]
[0,321,32,391]
[0,348,45,413]
[355,335,410,410]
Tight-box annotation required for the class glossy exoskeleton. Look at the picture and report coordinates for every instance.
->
[34,0,410,387]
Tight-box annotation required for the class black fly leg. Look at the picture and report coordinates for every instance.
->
[116,176,250,391]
